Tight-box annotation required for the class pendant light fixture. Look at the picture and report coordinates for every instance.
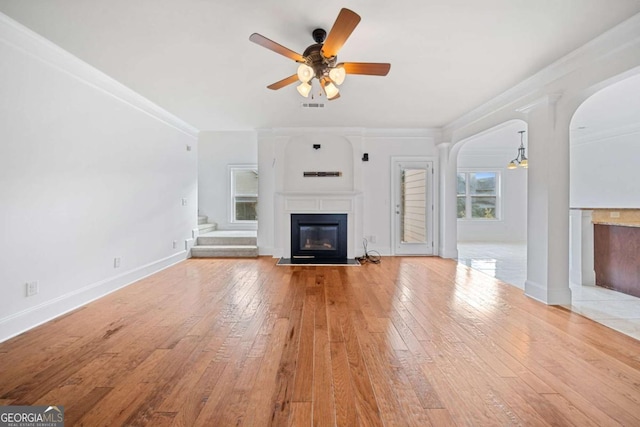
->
[507,130,528,169]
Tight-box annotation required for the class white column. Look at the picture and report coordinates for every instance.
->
[522,95,572,305]
[437,142,458,259]
[569,209,596,286]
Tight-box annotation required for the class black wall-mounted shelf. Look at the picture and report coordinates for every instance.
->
[303,171,342,177]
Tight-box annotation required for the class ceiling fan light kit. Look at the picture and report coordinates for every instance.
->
[329,66,346,85]
[249,8,390,101]
[297,64,314,83]
[321,77,340,100]
[296,81,312,97]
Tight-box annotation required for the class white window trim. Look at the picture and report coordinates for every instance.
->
[229,164,258,224]
[457,168,503,221]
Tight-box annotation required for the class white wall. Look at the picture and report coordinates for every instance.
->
[0,15,198,342]
[570,73,640,208]
[283,135,354,192]
[198,131,257,229]
[456,122,528,243]
[362,135,437,254]
[571,129,640,208]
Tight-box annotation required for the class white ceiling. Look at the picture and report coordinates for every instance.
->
[460,120,527,154]
[1,0,640,131]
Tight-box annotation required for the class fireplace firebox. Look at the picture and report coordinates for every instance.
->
[291,214,347,263]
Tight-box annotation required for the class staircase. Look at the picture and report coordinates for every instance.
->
[198,215,217,234]
[191,216,258,258]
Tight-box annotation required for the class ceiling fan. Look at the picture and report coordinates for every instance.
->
[249,8,390,100]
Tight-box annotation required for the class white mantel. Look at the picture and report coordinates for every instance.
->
[274,191,363,259]
[261,131,365,259]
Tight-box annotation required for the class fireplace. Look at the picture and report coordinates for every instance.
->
[291,214,347,263]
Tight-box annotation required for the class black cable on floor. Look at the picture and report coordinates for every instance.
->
[356,238,381,264]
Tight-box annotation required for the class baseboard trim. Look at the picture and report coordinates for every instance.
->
[440,246,459,259]
[525,279,572,305]
[571,270,596,287]
[0,251,187,343]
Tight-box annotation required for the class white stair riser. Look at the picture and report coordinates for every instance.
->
[198,215,208,225]
[191,247,258,258]
[197,236,257,246]
[198,224,217,234]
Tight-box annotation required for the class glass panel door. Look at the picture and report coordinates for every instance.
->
[393,160,434,255]
[401,168,428,243]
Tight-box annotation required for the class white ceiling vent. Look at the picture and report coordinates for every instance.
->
[301,102,325,108]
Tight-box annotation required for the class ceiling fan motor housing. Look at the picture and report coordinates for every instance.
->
[302,43,336,79]
[312,28,327,43]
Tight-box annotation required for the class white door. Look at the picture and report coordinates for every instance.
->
[392,160,434,255]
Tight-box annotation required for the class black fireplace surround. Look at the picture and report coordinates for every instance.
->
[291,214,347,263]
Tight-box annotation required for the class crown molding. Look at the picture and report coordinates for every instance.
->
[457,119,526,144]
[257,127,363,138]
[459,147,514,157]
[256,127,439,139]
[443,13,640,134]
[0,12,199,138]
[515,93,563,115]
[571,122,640,146]
[362,128,441,139]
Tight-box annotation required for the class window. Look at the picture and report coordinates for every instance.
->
[230,166,258,222]
[457,171,500,220]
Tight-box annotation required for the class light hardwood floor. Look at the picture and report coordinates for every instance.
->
[1,257,640,426]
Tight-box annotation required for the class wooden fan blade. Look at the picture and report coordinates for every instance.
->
[267,74,299,90]
[249,33,304,62]
[339,62,391,76]
[321,8,361,58]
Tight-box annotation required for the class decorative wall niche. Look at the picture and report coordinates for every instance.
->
[283,135,354,192]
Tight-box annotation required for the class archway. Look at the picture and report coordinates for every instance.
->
[453,120,529,288]
[568,72,640,338]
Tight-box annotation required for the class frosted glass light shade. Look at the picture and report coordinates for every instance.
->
[520,159,528,168]
[507,161,518,170]
[323,81,339,99]
[297,64,314,83]
[329,66,346,85]
[296,82,312,97]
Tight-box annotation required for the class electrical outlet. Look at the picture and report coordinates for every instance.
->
[26,281,39,297]
[173,240,177,249]
[610,211,620,218]
[181,198,188,206]
[370,235,377,243]
[114,257,121,268]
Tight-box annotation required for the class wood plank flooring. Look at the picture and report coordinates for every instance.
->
[1,256,640,426]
